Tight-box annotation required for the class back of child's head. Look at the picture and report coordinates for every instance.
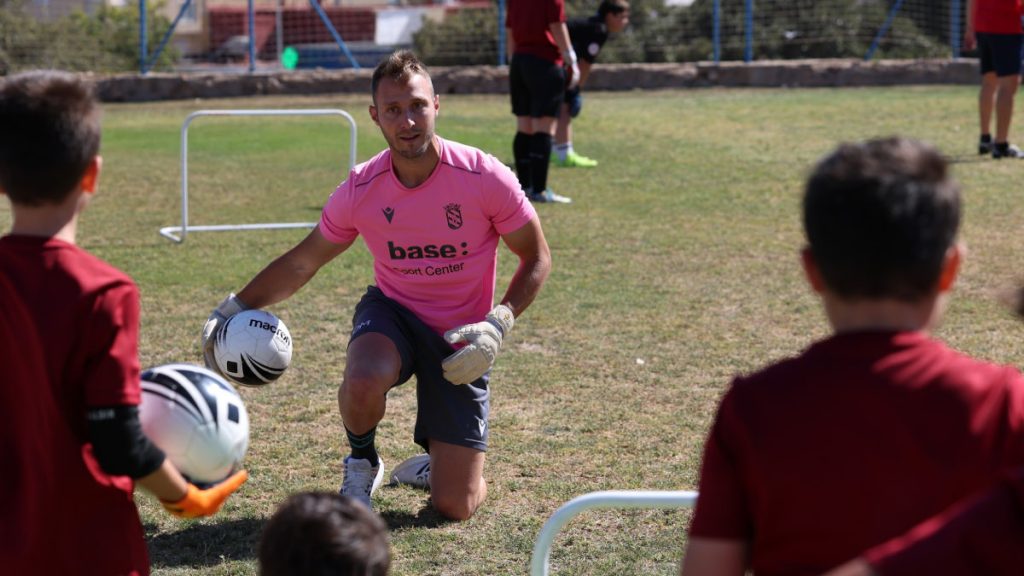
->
[0,70,101,207]
[258,492,391,576]
[803,137,961,301]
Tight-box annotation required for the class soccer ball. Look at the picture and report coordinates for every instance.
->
[213,309,292,387]
[139,363,249,484]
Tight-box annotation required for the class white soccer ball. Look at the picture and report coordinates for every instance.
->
[213,309,292,387]
[139,363,249,484]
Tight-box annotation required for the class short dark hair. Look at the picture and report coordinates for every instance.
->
[0,70,101,206]
[371,49,432,106]
[598,0,629,18]
[803,137,961,301]
[258,492,391,576]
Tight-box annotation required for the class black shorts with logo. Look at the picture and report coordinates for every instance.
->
[510,52,566,118]
[349,285,489,452]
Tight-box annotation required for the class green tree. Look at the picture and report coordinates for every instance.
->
[414,6,499,66]
[0,0,177,74]
[668,0,946,61]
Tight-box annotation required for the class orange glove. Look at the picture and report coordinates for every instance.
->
[161,470,248,518]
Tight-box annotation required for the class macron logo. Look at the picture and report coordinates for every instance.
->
[383,207,395,223]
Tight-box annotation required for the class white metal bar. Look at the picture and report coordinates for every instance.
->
[165,108,358,243]
[530,490,698,576]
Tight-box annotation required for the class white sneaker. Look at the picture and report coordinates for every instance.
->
[340,456,384,509]
[390,453,431,490]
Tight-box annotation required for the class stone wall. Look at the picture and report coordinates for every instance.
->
[93,58,978,102]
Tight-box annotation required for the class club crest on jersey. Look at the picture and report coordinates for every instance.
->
[445,203,463,230]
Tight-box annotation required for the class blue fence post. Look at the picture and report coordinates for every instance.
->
[712,0,720,62]
[744,0,753,62]
[247,0,256,72]
[498,0,506,65]
[308,0,360,69]
[865,0,906,61]
[951,0,961,58]
[139,0,148,74]
[145,0,193,72]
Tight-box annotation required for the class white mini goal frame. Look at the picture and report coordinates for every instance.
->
[160,108,358,243]
[530,490,698,576]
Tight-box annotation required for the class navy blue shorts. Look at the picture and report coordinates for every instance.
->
[350,286,489,452]
[510,52,566,118]
[977,32,1023,77]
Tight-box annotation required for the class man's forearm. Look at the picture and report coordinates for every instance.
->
[499,255,551,317]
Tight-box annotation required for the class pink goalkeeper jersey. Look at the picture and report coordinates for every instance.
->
[319,137,537,335]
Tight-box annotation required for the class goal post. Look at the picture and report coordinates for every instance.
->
[160,108,357,243]
[530,490,698,576]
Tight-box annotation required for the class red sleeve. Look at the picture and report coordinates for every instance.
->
[688,383,754,539]
[82,281,141,407]
[867,469,1024,575]
[549,0,566,24]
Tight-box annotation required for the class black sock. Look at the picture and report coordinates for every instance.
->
[346,427,379,464]
[529,132,553,193]
[981,133,992,143]
[513,132,532,192]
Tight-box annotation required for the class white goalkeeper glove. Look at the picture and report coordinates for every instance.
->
[201,293,247,376]
[563,49,580,91]
[442,305,515,385]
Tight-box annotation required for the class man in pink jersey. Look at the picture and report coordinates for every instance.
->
[680,137,1024,575]
[965,0,1024,158]
[0,71,247,575]
[202,50,552,520]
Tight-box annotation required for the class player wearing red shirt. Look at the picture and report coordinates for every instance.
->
[506,0,579,203]
[964,0,1024,158]
[680,137,1024,576]
[0,71,246,574]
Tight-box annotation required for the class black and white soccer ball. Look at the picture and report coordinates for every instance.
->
[213,309,292,387]
[139,363,249,484]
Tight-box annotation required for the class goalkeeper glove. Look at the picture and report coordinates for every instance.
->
[442,305,515,385]
[563,49,580,91]
[201,293,247,377]
[161,469,248,518]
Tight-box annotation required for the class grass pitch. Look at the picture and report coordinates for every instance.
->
[5,85,1024,575]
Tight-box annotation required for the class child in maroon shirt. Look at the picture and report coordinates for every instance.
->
[681,137,1024,576]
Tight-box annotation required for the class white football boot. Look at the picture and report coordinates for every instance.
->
[390,453,431,490]
[340,455,384,509]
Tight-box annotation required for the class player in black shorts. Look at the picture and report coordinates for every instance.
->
[507,0,579,203]
[553,0,630,168]
[964,0,1024,159]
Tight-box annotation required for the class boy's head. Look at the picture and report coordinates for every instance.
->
[0,70,101,207]
[258,492,391,576]
[599,0,630,32]
[803,137,961,302]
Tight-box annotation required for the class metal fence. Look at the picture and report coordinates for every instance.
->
[0,0,966,75]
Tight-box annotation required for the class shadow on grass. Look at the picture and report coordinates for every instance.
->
[380,504,451,530]
[146,517,265,568]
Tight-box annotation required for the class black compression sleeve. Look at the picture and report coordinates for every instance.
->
[87,405,166,479]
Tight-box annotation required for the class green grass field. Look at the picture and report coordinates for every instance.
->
[6,85,1024,575]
